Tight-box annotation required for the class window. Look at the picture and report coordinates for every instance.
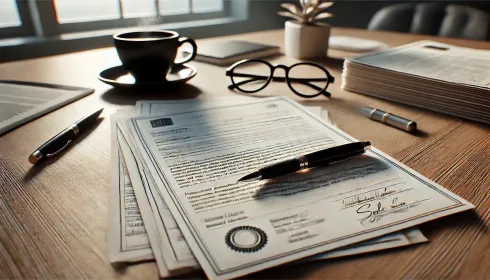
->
[0,0,229,39]
[53,0,226,23]
[0,0,21,28]
[0,0,33,39]
[54,0,122,23]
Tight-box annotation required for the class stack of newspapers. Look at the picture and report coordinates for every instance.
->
[108,96,473,279]
[342,41,490,124]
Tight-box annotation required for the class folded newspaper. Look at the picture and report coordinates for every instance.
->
[108,97,431,278]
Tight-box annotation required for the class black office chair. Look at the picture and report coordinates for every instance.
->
[368,3,490,41]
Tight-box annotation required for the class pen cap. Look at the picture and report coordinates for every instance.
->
[360,107,417,133]
[385,114,417,133]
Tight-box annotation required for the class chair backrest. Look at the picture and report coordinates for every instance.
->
[368,3,489,41]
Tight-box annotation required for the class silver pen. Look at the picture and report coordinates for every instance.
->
[360,107,417,133]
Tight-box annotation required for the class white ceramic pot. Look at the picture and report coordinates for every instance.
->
[284,21,330,59]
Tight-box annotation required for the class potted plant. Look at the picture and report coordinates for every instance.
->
[279,0,334,59]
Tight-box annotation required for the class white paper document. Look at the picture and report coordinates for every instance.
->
[107,142,153,263]
[128,97,473,279]
[309,227,426,261]
[0,81,93,135]
[113,113,198,275]
[110,100,426,274]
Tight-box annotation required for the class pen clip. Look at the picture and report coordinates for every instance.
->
[46,140,72,158]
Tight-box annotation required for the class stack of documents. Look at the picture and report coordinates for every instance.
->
[108,97,473,279]
[342,41,490,124]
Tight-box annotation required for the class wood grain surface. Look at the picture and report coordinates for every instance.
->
[0,28,489,279]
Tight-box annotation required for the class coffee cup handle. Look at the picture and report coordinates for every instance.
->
[174,37,197,65]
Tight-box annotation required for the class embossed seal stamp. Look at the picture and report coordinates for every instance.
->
[225,226,267,253]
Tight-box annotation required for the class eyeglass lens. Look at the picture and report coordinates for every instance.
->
[287,64,329,97]
[231,60,272,92]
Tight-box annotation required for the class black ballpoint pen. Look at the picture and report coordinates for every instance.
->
[28,108,104,164]
[238,141,371,182]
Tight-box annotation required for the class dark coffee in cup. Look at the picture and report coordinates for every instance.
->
[113,30,197,82]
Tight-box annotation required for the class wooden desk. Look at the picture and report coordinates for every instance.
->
[0,28,489,279]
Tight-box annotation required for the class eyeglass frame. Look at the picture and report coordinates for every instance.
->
[225,59,335,98]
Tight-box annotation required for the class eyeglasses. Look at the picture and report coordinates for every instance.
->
[226,59,335,98]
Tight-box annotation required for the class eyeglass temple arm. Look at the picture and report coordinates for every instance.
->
[228,73,331,94]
